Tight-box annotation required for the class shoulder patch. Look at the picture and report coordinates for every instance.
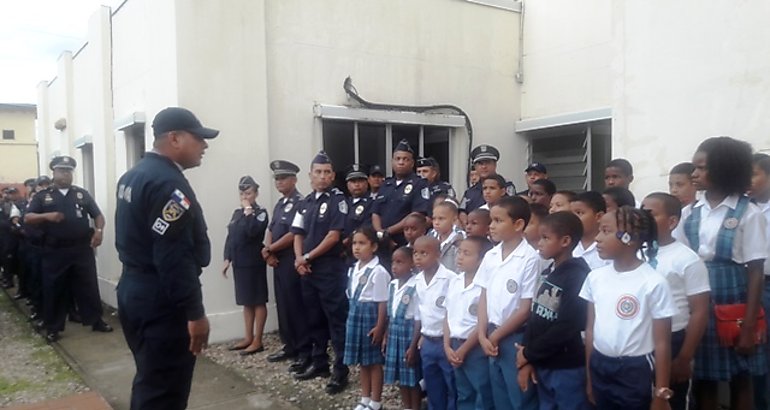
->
[421,187,430,200]
[152,218,170,235]
[171,189,191,210]
[257,211,267,222]
[506,184,516,197]
[162,200,186,222]
[339,200,348,214]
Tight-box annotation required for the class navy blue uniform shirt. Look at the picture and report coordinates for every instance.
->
[224,206,269,268]
[459,180,516,213]
[27,186,101,244]
[114,152,211,321]
[372,173,430,244]
[290,189,347,273]
[268,189,302,259]
[344,196,373,236]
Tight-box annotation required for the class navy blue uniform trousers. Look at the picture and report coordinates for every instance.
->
[118,270,195,410]
[42,245,102,332]
[301,270,348,373]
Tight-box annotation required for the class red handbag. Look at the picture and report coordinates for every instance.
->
[713,304,767,347]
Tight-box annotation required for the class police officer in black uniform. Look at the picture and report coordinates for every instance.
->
[416,156,456,202]
[459,144,516,220]
[344,164,373,235]
[372,140,431,258]
[115,107,217,410]
[263,160,313,373]
[25,156,112,342]
[367,164,385,200]
[23,177,49,322]
[291,151,350,394]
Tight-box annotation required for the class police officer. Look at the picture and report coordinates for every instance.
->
[115,107,217,409]
[263,160,313,374]
[0,187,21,290]
[416,156,456,202]
[291,151,350,395]
[372,140,430,255]
[459,144,516,218]
[367,164,385,200]
[23,177,49,322]
[517,162,548,196]
[344,164,373,235]
[24,156,112,342]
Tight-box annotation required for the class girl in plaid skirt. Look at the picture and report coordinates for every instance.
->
[384,246,422,410]
[677,137,768,410]
[344,228,391,410]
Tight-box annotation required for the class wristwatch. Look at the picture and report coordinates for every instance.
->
[377,231,385,240]
[303,253,311,262]
[654,387,673,400]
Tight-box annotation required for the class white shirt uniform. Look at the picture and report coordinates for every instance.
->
[654,241,711,332]
[390,276,418,319]
[346,256,391,302]
[474,240,540,327]
[757,201,770,276]
[446,274,482,339]
[673,195,767,263]
[480,204,490,210]
[579,263,677,357]
[572,240,610,271]
[414,264,454,337]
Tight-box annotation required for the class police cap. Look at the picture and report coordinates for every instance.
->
[238,175,259,190]
[393,139,415,155]
[270,160,300,177]
[312,151,332,166]
[368,165,384,176]
[152,107,219,139]
[416,157,438,168]
[49,155,77,171]
[471,144,500,164]
[36,175,52,186]
[345,164,368,181]
[525,162,547,173]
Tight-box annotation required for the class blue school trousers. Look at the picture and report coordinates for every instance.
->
[535,367,590,410]
[421,335,456,410]
[451,338,494,410]
[487,326,538,410]
[590,349,653,410]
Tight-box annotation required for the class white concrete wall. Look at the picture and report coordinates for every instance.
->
[264,0,523,188]
[611,0,770,197]
[520,0,612,120]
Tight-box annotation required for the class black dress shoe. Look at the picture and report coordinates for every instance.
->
[239,346,265,356]
[267,350,296,363]
[294,364,330,381]
[46,331,59,343]
[92,320,113,332]
[29,312,40,321]
[13,293,25,300]
[288,358,311,374]
[68,314,82,324]
[325,373,349,394]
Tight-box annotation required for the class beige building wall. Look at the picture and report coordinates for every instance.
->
[611,0,770,196]
[0,106,38,184]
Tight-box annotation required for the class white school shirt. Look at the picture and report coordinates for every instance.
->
[579,263,677,357]
[414,264,454,337]
[654,241,711,332]
[390,276,418,319]
[346,256,390,303]
[480,204,490,210]
[572,241,610,271]
[473,240,540,327]
[673,195,767,264]
[429,228,467,252]
[446,273,482,339]
[757,201,770,276]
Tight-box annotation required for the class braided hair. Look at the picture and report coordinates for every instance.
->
[614,205,658,266]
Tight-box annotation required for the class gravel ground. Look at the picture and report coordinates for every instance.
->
[0,290,88,407]
[206,333,411,410]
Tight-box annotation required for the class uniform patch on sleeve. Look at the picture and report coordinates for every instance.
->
[291,211,305,228]
[152,218,170,235]
[162,200,186,222]
[338,201,348,214]
[171,189,191,210]
[421,187,430,200]
[257,211,267,222]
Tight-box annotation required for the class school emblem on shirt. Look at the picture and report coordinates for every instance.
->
[358,274,368,284]
[404,184,413,195]
[401,294,411,305]
[506,279,519,294]
[284,202,293,213]
[421,187,430,200]
[723,217,739,230]
[615,294,640,320]
[319,202,328,215]
[355,204,364,216]
[162,200,186,222]
[435,296,446,308]
[468,303,478,316]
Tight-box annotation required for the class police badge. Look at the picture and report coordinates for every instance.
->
[320,202,328,215]
[284,202,293,212]
[404,184,413,195]
[355,204,364,216]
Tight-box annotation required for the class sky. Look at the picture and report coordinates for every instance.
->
[0,0,121,104]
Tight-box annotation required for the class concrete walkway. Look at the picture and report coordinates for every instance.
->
[12,299,297,410]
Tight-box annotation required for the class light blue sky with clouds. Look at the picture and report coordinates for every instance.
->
[0,0,121,104]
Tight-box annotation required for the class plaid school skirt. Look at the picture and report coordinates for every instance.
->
[384,317,421,387]
[344,300,384,366]
[694,261,768,381]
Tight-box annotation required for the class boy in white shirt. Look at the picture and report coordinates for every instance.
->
[569,192,610,270]
[750,153,770,409]
[430,200,465,273]
[643,193,711,410]
[412,235,455,410]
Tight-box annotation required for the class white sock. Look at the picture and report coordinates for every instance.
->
[354,397,371,410]
[369,401,382,410]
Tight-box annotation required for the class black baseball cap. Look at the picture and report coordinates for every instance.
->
[369,165,385,176]
[152,107,219,139]
[525,162,547,173]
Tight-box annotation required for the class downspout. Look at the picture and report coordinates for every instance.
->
[515,0,525,84]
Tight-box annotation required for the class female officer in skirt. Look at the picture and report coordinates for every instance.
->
[222,176,270,355]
